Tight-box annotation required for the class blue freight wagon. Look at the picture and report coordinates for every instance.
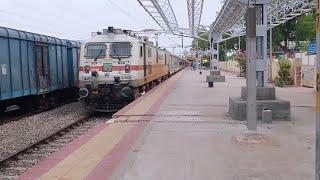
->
[0,26,80,113]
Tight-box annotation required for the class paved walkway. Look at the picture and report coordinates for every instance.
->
[114,69,315,180]
[18,69,315,180]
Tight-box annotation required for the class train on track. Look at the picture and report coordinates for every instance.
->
[0,26,80,114]
[78,27,187,112]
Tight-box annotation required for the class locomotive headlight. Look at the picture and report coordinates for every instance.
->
[91,71,98,77]
[79,87,89,98]
[125,64,130,73]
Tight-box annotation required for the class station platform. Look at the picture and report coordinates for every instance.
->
[18,69,315,180]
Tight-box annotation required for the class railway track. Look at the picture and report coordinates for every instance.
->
[0,101,77,126]
[0,113,110,180]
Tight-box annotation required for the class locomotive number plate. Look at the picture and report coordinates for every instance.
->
[117,61,126,65]
[121,75,131,80]
[91,61,98,65]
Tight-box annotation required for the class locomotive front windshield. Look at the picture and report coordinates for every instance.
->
[85,44,107,58]
[110,43,131,58]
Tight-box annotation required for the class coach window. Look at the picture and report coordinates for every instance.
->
[165,54,167,65]
[148,48,152,58]
[110,43,132,58]
[85,44,106,58]
[156,50,159,63]
[158,54,163,61]
[140,46,143,57]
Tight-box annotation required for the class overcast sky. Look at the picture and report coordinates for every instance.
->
[0,0,222,54]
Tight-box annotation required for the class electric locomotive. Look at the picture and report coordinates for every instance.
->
[78,27,185,112]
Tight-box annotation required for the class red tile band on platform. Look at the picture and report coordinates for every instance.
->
[17,123,109,180]
[85,122,149,180]
[86,71,183,180]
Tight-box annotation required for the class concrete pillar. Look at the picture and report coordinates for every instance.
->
[246,6,257,131]
[228,0,290,122]
[207,39,225,83]
[211,42,218,71]
[253,1,269,87]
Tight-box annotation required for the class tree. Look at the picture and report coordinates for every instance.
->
[219,43,227,61]
[191,28,209,51]
[270,11,316,53]
[296,10,316,41]
[222,34,246,52]
[271,19,297,52]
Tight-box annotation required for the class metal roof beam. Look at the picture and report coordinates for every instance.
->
[187,0,205,37]
[210,0,316,43]
[137,0,180,34]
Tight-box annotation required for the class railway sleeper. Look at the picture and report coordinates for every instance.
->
[0,175,17,180]
[60,135,82,139]
[30,149,55,155]
[0,167,25,176]
[72,128,90,132]
[80,125,98,129]
[48,143,68,147]
[24,153,47,158]
[9,160,38,167]
[68,132,87,136]
[51,139,73,144]
[3,167,27,172]
[70,127,89,132]
[6,161,38,170]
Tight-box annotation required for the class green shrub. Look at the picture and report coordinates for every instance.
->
[275,60,293,87]
[275,77,284,87]
[234,55,246,77]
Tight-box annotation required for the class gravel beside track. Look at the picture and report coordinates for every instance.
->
[0,117,109,179]
[0,102,91,160]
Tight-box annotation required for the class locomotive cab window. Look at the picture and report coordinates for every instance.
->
[85,44,107,58]
[110,43,131,58]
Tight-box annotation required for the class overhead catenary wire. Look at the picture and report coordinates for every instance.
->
[107,0,148,29]
[0,18,83,40]
[0,0,86,39]
[107,0,178,49]
[3,0,190,52]
[0,9,83,39]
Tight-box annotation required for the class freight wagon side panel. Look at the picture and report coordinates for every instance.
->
[73,48,79,86]
[0,37,11,100]
[62,46,69,88]
[20,40,31,95]
[27,41,37,95]
[49,44,58,91]
[56,45,63,89]
[35,45,50,93]
[67,47,78,87]
[9,38,23,98]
